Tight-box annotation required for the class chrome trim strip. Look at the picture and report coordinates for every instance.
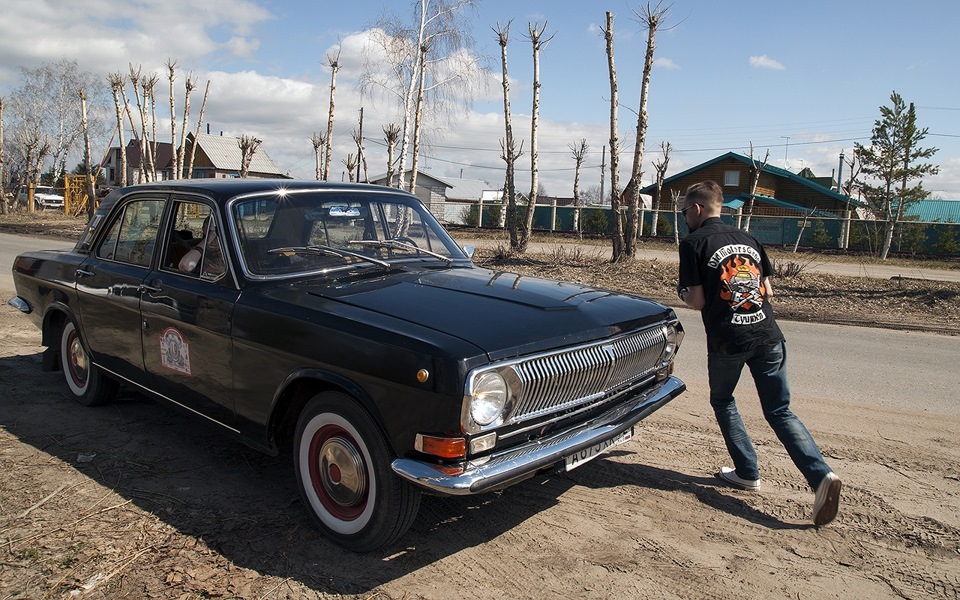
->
[393,375,685,495]
[97,363,241,434]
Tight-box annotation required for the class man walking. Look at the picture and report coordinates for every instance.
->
[676,180,841,526]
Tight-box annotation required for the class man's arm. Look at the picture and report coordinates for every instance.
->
[763,277,774,300]
[680,285,706,311]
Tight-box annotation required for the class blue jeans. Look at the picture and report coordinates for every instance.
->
[708,341,831,490]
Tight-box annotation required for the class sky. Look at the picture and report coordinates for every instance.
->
[2,0,959,199]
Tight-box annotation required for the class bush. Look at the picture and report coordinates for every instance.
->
[809,219,832,247]
[933,226,960,256]
[773,257,815,278]
[582,209,609,233]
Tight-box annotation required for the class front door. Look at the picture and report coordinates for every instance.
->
[75,195,165,381]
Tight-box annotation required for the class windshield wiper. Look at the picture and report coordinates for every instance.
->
[348,239,453,263]
[268,244,391,267]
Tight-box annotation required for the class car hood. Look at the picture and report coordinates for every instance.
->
[292,265,673,360]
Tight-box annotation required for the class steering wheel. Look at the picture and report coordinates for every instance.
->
[395,237,419,249]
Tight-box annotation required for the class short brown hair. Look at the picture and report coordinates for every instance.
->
[685,180,723,211]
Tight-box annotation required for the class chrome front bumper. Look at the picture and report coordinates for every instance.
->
[391,375,685,495]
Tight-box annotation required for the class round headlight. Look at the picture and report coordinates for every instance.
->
[470,371,508,426]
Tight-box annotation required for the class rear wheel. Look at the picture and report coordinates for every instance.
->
[59,320,118,406]
[294,391,420,552]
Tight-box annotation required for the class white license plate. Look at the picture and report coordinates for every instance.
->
[564,427,633,472]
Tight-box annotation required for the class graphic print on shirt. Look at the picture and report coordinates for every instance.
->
[709,244,767,326]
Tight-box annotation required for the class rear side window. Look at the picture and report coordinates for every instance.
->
[95,199,165,267]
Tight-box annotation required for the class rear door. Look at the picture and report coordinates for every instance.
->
[139,197,239,427]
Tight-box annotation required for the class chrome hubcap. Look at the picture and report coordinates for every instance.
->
[318,435,367,507]
[68,332,88,385]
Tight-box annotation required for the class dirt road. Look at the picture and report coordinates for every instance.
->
[1,285,958,599]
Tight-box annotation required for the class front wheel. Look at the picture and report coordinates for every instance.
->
[59,320,118,406]
[294,392,420,552]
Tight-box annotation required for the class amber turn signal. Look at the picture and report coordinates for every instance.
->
[415,434,467,459]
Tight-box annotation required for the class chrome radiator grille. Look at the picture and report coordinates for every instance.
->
[506,325,668,425]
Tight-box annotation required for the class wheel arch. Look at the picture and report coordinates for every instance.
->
[39,303,76,369]
[268,369,390,457]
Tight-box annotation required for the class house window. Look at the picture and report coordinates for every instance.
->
[724,171,740,187]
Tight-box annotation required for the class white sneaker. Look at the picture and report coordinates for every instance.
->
[716,466,760,491]
[813,472,842,526]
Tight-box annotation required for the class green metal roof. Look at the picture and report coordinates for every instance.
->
[904,199,960,223]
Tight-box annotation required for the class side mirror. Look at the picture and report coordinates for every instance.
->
[462,245,475,259]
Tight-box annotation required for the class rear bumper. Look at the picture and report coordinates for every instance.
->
[391,375,685,495]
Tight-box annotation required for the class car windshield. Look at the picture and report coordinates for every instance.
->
[230,189,468,278]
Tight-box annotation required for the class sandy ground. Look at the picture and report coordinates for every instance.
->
[1,284,959,600]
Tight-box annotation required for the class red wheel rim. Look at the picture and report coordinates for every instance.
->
[308,424,369,520]
[65,328,89,390]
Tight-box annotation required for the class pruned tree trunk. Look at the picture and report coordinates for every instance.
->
[77,88,97,217]
[311,132,325,180]
[495,21,521,250]
[178,75,196,179]
[383,124,401,187]
[626,2,667,256]
[323,49,341,181]
[743,141,770,232]
[521,21,554,253]
[570,138,588,239]
[186,80,210,180]
[146,74,159,181]
[343,154,358,182]
[671,189,681,245]
[128,65,149,183]
[651,141,671,237]
[603,12,625,262]
[238,134,261,178]
[0,97,7,215]
[166,60,178,181]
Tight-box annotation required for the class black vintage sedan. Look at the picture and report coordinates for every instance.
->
[9,179,685,551]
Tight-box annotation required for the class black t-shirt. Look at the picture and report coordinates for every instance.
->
[678,217,784,354]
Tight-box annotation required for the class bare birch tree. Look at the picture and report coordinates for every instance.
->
[361,0,479,192]
[310,132,326,180]
[520,21,554,252]
[743,141,770,232]
[625,2,669,256]
[570,138,589,238]
[238,134,261,178]
[186,80,210,180]
[603,12,625,262]
[650,141,671,237]
[323,47,341,181]
[494,21,522,249]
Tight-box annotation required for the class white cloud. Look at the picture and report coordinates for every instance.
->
[654,57,679,70]
[749,55,785,71]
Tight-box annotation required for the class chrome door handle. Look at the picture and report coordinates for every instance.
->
[75,269,94,278]
[138,284,162,294]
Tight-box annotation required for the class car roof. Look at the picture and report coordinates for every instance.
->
[112,178,405,201]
